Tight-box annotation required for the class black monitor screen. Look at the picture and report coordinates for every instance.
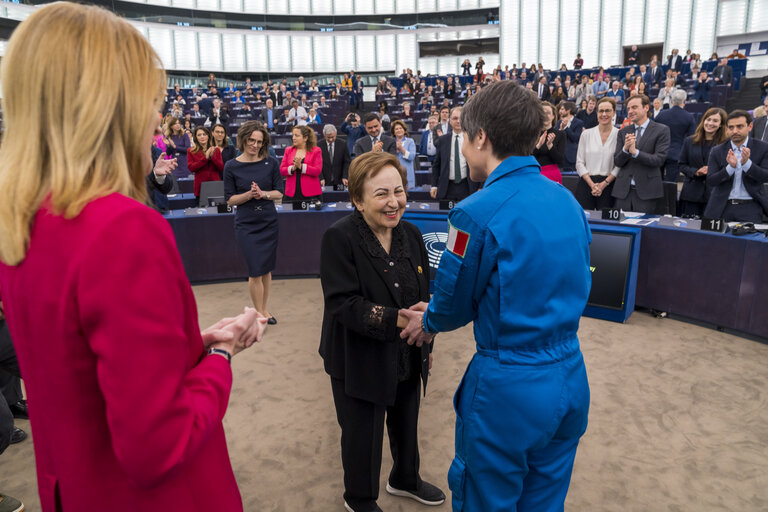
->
[588,231,633,310]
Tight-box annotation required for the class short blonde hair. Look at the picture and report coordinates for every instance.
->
[0,2,165,264]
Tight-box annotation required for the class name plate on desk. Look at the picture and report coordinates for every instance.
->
[184,207,217,216]
[439,200,456,210]
[658,216,702,230]
[601,208,625,221]
[701,217,726,233]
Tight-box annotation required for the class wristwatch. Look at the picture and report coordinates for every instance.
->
[207,347,231,363]
[265,192,271,200]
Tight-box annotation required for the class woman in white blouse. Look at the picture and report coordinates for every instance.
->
[574,97,620,210]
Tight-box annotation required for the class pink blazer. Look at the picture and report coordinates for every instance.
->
[280,145,322,197]
[0,194,243,512]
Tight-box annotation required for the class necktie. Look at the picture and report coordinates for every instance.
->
[453,135,461,182]
[539,84,543,98]
[762,123,768,143]
[329,142,334,161]
[636,125,644,143]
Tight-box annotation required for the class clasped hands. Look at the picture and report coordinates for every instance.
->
[398,301,434,347]
[201,307,268,358]
[623,133,637,155]
[590,181,607,197]
[249,181,268,200]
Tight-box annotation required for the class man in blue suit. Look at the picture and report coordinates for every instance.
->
[655,90,696,182]
[704,110,768,222]
[418,115,441,163]
[557,101,584,172]
[645,61,664,87]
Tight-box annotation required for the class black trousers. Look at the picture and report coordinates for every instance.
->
[331,372,422,512]
[723,201,764,223]
[0,321,22,455]
[574,175,614,210]
[446,179,470,202]
[614,188,660,214]
[664,160,680,182]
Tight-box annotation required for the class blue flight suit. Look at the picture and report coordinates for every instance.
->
[423,156,592,512]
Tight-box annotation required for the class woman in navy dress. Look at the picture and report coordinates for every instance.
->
[163,117,192,178]
[223,121,284,325]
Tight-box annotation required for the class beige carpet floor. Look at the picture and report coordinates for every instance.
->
[2,278,767,511]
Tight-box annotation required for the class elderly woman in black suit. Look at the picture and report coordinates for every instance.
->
[319,152,445,512]
[678,107,728,216]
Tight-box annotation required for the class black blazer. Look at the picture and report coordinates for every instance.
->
[319,213,432,406]
[712,64,733,85]
[704,138,768,219]
[431,132,481,199]
[320,139,351,185]
[751,117,767,142]
[532,128,565,167]
[678,136,715,203]
[351,134,397,159]
[655,106,697,162]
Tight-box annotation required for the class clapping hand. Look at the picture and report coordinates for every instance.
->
[154,153,178,176]
[373,140,384,153]
[695,166,708,176]
[624,133,636,153]
[536,131,547,149]
[205,146,216,159]
[726,149,738,168]
[546,132,556,149]
[250,181,262,199]
[740,147,750,165]
[293,155,303,170]
[201,307,268,357]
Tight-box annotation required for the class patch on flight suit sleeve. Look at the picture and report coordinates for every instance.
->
[446,223,470,258]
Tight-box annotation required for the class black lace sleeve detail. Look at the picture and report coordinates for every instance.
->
[364,304,399,340]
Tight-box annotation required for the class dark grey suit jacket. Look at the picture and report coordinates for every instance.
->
[351,134,397,159]
[704,138,768,218]
[750,117,767,142]
[612,120,670,200]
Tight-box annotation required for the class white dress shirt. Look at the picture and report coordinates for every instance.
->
[448,131,468,180]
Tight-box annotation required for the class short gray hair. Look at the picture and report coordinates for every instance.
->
[670,89,687,106]
[323,124,337,136]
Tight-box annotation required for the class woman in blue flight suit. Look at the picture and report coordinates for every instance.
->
[401,80,592,512]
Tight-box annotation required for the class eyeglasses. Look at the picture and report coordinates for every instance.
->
[246,138,262,145]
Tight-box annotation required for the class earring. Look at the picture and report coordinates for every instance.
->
[477,146,481,149]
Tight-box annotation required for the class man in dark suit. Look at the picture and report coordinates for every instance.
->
[613,94,671,213]
[418,115,441,163]
[536,76,550,101]
[667,49,683,72]
[712,58,733,86]
[645,61,664,87]
[558,101,584,172]
[205,98,229,127]
[197,93,213,115]
[351,113,397,159]
[628,45,639,65]
[319,125,351,188]
[692,71,713,103]
[704,110,768,222]
[655,90,696,181]
[751,105,768,143]
[260,98,278,131]
[430,106,479,201]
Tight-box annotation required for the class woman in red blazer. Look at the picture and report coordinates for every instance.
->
[280,125,323,199]
[187,126,224,197]
[0,4,267,511]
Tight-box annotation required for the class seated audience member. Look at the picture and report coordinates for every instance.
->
[592,75,609,98]
[573,53,584,69]
[657,78,678,106]
[212,123,237,166]
[645,60,664,86]
[280,125,323,201]
[231,90,244,104]
[575,97,621,210]
[401,102,414,119]
[655,90,696,182]
[704,110,768,222]
[320,125,351,188]
[551,85,566,105]
[390,119,417,187]
[340,112,366,155]
[188,126,224,198]
[678,108,728,216]
[637,81,648,97]
[576,96,598,129]
[378,105,391,131]
[709,52,719,61]
[278,107,292,125]
[712,58,733,86]
[533,101,565,183]
[419,115,441,162]
[612,94,671,213]
[558,101,584,172]
[726,48,746,59]
[307,108,322,125]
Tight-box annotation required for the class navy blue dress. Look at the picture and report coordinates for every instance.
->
[223,157,284,277]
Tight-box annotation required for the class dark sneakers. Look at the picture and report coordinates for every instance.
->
[386,480,446,506]
[0,493,24,512]
[9,427,26,445]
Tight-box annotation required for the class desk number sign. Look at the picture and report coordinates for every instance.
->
[601,208,624,221]
[701,217,726,233]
